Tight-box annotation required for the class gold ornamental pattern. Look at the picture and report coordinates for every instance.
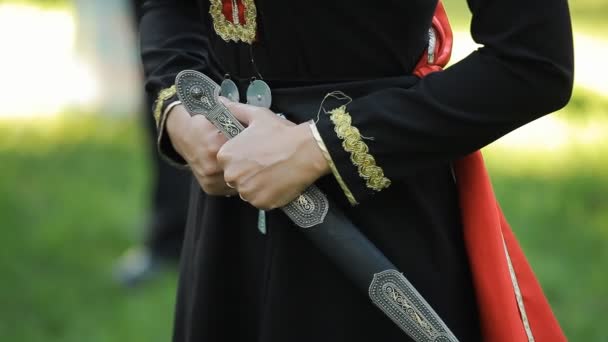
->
[153,85,177,129]
[328,106,391,192]
[209,0,257,44]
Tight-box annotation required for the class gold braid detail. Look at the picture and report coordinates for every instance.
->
[328,106,391,192]
[153,85,177,129]
[209,0,257,44]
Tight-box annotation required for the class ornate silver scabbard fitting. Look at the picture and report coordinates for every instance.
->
[369,270,459,342]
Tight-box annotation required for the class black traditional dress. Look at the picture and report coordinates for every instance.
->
[139,0,573,341]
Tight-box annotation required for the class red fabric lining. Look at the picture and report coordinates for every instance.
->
[237,1,246,25]
[416,2,567,341]
[221,0,232,22]
[220,0,246,24]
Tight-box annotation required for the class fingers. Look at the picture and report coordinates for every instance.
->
[219,97,257,126]
[215,142,229,169]
[166,104,192,129]
[186,115,239,197]
[224,176,285,210]
[191,115,228,142]
[183,115,228,165]
[174,105,253,200]
[193,172,237,196]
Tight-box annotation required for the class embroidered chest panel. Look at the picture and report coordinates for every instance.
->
[209,0,257,44]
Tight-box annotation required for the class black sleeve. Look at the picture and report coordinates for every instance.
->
[139,0,223,166]
[315,0,574,204]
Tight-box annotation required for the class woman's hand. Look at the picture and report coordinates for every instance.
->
[217,99,330,210]
[166,104,237,197]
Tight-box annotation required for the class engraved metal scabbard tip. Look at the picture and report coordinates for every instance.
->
[283,186,329,228]
[369,270,459,342]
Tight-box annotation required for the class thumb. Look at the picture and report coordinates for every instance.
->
[220,97,255,126]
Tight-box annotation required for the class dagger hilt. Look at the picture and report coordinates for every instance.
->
[175,70,329,228]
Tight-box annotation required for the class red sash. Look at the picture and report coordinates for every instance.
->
[418,3,567,341]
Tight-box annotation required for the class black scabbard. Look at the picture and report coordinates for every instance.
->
[175,70,459,342]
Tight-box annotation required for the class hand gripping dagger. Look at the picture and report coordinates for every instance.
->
[175,70,460,342]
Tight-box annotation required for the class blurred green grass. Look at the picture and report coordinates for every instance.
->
[443,0,608,36]
[484,129,608,341]
[0,116,177,342]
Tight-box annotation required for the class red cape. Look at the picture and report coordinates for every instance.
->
[416,3,567,341]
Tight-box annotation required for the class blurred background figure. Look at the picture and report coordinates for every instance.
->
[72,0,191,286]
[109,0,191,287]
[0,0,605,341]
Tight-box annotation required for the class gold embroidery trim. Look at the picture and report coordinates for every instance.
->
[209,0,257,44]
[308,121,358,206]
[328,106,391,192]
[156,99,189,169]
[153,85,177,129]
[153,85,188,168]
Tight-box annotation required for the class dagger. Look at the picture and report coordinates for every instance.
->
[175,70,459,342]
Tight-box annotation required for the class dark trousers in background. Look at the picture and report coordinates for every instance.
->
[134,0,190,260]
[142,93,190,260]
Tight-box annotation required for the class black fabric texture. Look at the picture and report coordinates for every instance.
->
[138,0,574,341]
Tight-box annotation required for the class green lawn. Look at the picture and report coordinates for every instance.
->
[0,117,176,342]
[485,134,608,341]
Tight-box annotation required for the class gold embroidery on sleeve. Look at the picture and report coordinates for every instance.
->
[209,0,257,44]
[153,85,189,168]
[156,101,189,169]
[308,121,359,206]
[153,85,177,129]
[328,106,391,192]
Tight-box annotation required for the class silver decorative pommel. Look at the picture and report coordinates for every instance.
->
[175,70,244,138]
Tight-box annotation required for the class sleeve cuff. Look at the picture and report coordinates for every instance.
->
[153,86,189,168]
[153,85,177,128]
[308,120,359,206]
[314,102,391,203]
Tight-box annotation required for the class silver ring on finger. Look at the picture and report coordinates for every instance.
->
[239,193,248,202]
[226,182,235,189]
